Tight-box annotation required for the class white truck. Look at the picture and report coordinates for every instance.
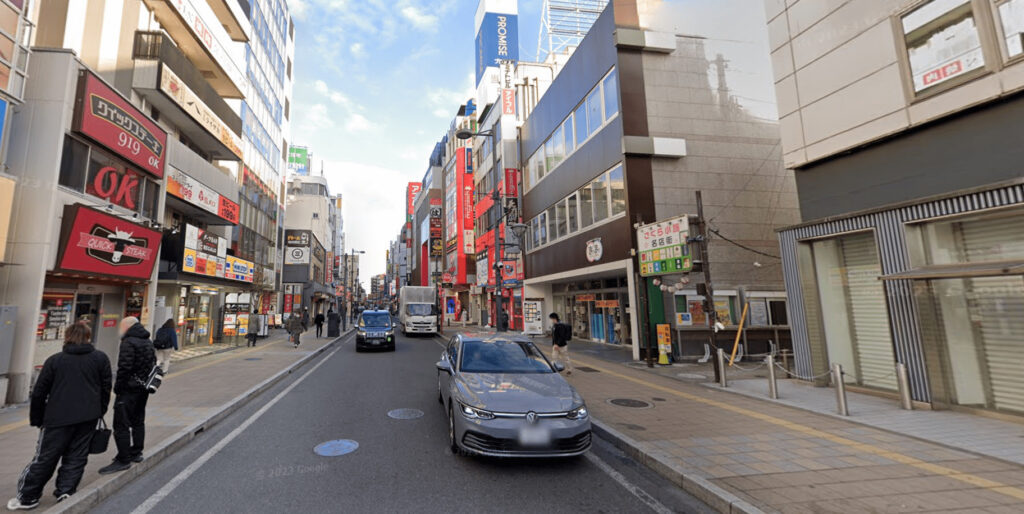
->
[399,286,439,335]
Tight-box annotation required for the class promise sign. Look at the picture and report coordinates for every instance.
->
[75,71,167,178]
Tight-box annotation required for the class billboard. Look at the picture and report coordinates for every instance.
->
[406,182,422,223]
[475,12,519,83]
[288,146,310,175]
[55,204,161,280]
[166,167,240,224]
[181,223,253,282]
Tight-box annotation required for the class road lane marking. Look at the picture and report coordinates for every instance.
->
[584,451,674,514]
[0,419,27,435]
[571,355,1024,502]
[130,345,343,514]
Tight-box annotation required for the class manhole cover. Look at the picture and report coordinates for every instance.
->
[244,358,263,361]
[314,439,359,457]
[575,366,600,373]
[608,398,653,409]
[388,408,424,420]
[677,373,707,380]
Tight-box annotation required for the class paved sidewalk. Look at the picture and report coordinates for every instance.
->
[0,329,345,511]
[450,328,1024,513]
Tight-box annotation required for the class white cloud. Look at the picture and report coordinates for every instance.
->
[313,79,352,108]
[345,113,378,132]
[350,42,366,58]
[426,72,475,119]
[290,0,310,19]
[400,6,439,31]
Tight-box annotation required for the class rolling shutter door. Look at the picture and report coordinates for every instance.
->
[959,218,1024,413]
[841,234,897,391]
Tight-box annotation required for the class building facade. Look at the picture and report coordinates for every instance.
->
[767,0,1024,416]
[283,174,335,318]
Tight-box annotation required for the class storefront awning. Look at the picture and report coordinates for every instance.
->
[879,261,1024,280]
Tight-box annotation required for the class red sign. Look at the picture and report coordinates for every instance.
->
[283,294,293,313]
[923,60,963,87]
[406,182,422,223]
[75,72,167,178]
[103,319,117,328]
[217,196,239,224]
[55,204,161,280]
[502,88,516,115]
[87,166,141,210]
[504,169,519,198]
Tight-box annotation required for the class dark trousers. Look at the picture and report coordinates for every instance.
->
[316,323,323,337]
[113,391,148,463]
[17,420,95,502]
[247,333,258,347]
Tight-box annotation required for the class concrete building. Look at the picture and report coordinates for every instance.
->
[520,0,798,359]
[766,0,1024,416]
[283,174,335,318]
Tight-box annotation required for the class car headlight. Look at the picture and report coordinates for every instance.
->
[460,402,495,420]
[567,406,588,420]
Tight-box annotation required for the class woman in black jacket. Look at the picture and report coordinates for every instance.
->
[8,322,112,510]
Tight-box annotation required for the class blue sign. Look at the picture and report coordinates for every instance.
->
[0,98,6,150]
[475,12,519,84]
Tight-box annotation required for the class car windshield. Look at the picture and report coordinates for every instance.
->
[360,313,391,328]
[459,341,553,373]
[407,304,435,316]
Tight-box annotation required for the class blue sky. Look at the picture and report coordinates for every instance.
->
[288,0,543,287]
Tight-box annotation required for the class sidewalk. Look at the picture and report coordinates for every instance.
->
[452,328,1024,513]
[0,329,347,512]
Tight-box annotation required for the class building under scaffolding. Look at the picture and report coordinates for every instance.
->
[537,0,608,61]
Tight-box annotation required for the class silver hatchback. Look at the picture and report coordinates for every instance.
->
[436,333,591,457]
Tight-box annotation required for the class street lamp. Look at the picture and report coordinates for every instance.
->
[455,129,493,140]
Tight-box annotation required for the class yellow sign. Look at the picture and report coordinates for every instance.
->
[182,248,197,273]
[657,324,672,365]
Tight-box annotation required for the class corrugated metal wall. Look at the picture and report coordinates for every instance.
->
[779,182,1024,402]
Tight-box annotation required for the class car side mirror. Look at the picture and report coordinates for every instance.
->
[553,362,565,372]
[436,360,452,373]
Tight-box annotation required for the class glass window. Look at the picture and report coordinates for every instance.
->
[552,124,565,169]
[591,174,609,222]
[902,0,984,93]
[608,165,625,215]
[142,179,159,219]
[459,341,553,374]
[547,206,558,242]
[0,34,13,65]
[0,4,16,40]
[768,300,788,325]
[579,183,594,228]
[58,137,89,192]
[544,138,556,175]
[563,118,575,155]
[998,0,1024,59]
[586,89,602,135]
[532,151,545,183]
[539,211,548,245]
[86,151,143,212]
[574,103,588,147]
[603,70,619,119]
[567,192,579,233]
[531,217,540,248]
[556,200,567,238]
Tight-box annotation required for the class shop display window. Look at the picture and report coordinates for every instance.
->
[901,0,985,94]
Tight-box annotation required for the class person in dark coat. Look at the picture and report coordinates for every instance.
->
[246,309,261,347]
[98,317,155,475]
[286,313,304,348]
[152,319,177,373]
[8,322,111,510]
[314,311,325,338]
[300,308,310,333]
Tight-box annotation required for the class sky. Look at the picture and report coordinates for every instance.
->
[288,0,544,289]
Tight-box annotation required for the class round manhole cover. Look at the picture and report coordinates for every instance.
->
[388,408,424,420]
[314,439,359,457]
[608,398,653,409]
[677,373,707,380]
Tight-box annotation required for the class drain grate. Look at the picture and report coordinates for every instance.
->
[608,398,653,409]
[575,366,600,373]
[388,408,424,420]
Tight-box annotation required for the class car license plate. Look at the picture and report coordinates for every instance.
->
[518,426,551,446]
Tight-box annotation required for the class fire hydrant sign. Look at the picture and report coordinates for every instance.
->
[637,216,692,276]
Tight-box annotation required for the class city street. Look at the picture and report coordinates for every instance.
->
[90,332,712,514]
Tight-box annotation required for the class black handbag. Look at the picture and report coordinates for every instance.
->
[89,419,111,455]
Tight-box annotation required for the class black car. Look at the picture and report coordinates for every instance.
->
[355,310,396,352]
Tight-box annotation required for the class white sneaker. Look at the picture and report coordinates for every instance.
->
[6,498,39,511]
[55,494,70,503]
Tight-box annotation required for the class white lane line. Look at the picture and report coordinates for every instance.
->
[131,346,342,514]
[585,451,674,514]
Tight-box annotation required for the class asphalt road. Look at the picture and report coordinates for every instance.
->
[92,332,712,514]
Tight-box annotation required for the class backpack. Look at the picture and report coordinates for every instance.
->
[153,328,174,350]
[556,322,572,344]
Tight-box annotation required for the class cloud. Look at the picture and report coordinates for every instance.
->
[432,108,450,118]
[350,42,366,58]
[400,6,439,31]
[290,0,310,19]
[313,79,352,108]
[345,113,378,132]
[301,103,335,130]
[426,72,475,119]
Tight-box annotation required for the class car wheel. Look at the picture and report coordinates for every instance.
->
[448,405,459,454]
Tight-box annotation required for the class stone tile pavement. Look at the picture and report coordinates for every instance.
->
[0,329,342,511]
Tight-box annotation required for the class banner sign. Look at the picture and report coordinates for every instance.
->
[159,64,242,158]
[181,223,253,282]
[638,216,693,277]
[55,204,161,280]
[75,72,167,178]
[285,230,311,247]
[406,182,422,223]
[475,12,519,83]
[502,88,516,115]
[285,246,309,264]
[166,167,240,223]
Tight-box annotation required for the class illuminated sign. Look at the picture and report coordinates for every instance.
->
[75,72,166,178]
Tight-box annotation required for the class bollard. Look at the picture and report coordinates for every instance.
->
[832,363,849,416]
[896,363,913,410]
[766,355,778,399]
[716,348,727,387]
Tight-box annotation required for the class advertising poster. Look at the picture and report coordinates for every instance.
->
[55,204,161,280]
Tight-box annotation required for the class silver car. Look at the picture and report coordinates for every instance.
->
[436,333,591,457]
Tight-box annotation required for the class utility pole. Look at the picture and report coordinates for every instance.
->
[694,191,720,383]
[494,188,506,332]
[631,214,655,368]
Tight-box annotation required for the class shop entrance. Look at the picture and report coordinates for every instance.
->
[74,294,101,343]
[554,277,631,346]
[184,292,213,346]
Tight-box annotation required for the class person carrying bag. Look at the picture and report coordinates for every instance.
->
[152,319,177,373]
[8,322,112,510]
[98,317,156,476]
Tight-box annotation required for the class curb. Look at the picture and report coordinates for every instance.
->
[50,329,354,514]
[591,419,764,514]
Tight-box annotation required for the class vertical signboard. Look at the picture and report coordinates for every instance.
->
[475,12,519,83]
[638,216,693,277]
[406,182,422,224]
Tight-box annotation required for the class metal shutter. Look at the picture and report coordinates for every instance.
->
[841,234,897,391]
[959,217,1024,413]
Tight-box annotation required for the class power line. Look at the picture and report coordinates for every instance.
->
[708,228,781,259]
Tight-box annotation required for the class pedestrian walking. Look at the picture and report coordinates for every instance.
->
[300,308,310,333]
[549,313,572,375]
[314,310,325,338]
[98,317,156,475]
[246,310,261,347]
[286,313,303,348]
[152,319,177,373]
[498,308,509,331]
[7,322,112,510]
